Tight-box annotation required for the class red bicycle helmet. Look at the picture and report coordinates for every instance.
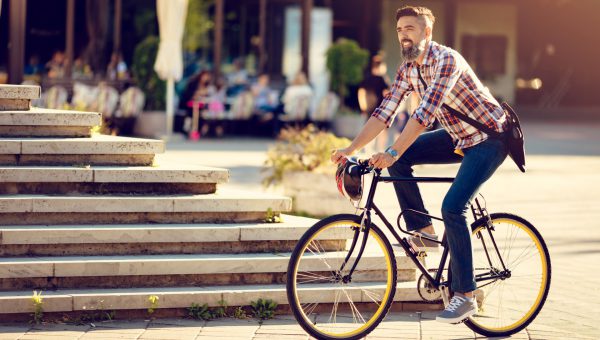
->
[335,157,363,202]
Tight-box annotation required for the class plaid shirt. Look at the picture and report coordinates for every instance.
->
[372,41,506,150]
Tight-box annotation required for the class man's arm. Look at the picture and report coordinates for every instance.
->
[369,118,426,168]
[332,64,412,164]
[331,116,387,163]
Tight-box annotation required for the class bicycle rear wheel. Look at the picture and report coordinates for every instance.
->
[465,213,551,337]
[286,214,397,340]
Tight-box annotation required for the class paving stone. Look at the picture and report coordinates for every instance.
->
[138,328,200,340]
[0,324,30,340]
[79,335,140,340]
[196,336,253,340]
[92,319,149,329]
[150,318,206,327]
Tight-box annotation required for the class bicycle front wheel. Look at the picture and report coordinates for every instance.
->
[465,213,551,337]
[286,214,397,340]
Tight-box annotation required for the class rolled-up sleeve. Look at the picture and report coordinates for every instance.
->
[411,52,460,128]
[372,64,412,127]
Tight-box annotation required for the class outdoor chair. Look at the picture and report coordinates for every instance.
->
[227,91,255,135]
[113,86,146,136]
[309,92,340,130]
[89,84,119,134]
[70,82,98,111]
[280,93,311,130]
[42,85,68,109]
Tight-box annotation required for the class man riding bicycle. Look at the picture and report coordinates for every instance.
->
[331,5,508,324]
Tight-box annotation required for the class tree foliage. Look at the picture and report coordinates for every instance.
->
[183,0,214,53]
[325,38,369,99]
[131,36,166,111]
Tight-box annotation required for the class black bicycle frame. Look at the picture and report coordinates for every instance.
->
[344,167,506,290]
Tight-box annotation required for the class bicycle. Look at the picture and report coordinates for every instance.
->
[286,160,551,340]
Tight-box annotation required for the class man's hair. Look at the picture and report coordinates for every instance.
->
[395,6,435,28]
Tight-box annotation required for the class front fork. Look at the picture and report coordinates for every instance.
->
[338,211,371,283]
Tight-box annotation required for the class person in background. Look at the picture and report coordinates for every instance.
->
[281,71,313,116]
[189,71,216,138]
[45,51,66,79]
[226,57,249,96]
[24,55,43,77]
[252,74,279,116]
[72,57,94,79]
[106,52,129,80]
[358,55,391,151]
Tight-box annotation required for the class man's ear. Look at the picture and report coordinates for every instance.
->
[425,26,432,39]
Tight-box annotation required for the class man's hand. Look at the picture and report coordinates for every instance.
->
[369,152,397,169]
[331,148,352,164]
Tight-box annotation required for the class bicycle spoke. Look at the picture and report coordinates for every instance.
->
[302,302,319,317]
[288,218,397,339]
[467,216,550,337]
[342,288,366,325]
[328,288,342,325]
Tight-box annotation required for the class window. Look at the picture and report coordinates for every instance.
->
[461,34,507,80]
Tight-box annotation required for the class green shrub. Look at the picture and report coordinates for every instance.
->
[188,300,228,320]
[131,36,166,111]
[250,298,277,320]
[188,303,213,320]
[262,125,351,187]
[233,306,248,319]
[325,38,369,100]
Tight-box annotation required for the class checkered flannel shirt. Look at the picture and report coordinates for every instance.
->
[372,40,507,150]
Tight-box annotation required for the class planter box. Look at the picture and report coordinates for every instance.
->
[282,171,356,216]
[133,111,166,138]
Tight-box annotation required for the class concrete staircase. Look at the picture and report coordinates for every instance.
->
[0,85,432,319]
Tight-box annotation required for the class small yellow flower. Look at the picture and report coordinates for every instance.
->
[148,295,159,304]
[31,290,43,305]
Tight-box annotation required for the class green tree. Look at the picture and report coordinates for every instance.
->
[325,38,369,100]
[131,36,166,111]
[184,0,214,54]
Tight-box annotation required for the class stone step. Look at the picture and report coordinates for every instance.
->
[0,84,42,111]
[0,85,40,111]
[0,85,41,100]
[0,215,319,256]
[0,215,311,245]
[0,282,426,314]
[0,134,164,166]
[0,164,229,195]
[0,190,292,225]
[0,108,101,137]
[0,252,418,290]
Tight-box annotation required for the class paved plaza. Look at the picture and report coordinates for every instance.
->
[1,121,599,339]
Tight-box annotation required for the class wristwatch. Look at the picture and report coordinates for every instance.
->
[385,147,399,159]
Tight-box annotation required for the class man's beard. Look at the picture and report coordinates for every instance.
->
[401,39,426,61]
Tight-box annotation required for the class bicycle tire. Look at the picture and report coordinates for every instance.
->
[286,214,397,340]
[464,213,551,337]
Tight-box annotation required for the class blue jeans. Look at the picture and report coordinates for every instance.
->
[388,129,508,293]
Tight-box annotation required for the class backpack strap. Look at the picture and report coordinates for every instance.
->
[415,66,502,138]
